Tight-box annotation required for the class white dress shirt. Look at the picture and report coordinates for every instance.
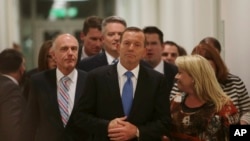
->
[80,46,89,60]
[154,60,164,74]
[106,52,118,65]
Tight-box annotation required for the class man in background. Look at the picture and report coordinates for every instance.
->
[78,16,127,71]
[143,26,178,89]
[0,48,26,141]
[162,41,187,64]
[78,16,103,61]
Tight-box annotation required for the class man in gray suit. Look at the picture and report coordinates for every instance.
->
[73,27,172,141]
[0,49,26,141]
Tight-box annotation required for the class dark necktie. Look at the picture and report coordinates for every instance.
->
[121,71,133,116]
[58,76,70,127]
[111,59,119,65]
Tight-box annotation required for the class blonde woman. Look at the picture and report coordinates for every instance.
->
[170,55,239,141]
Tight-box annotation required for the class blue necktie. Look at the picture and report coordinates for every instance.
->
[122,71,133,116]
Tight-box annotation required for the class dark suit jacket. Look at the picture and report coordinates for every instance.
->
[73,63,172,141]
[77,51,108,72]
[0,75,25,141]
[163,61,178,90]
[21,69,88,141]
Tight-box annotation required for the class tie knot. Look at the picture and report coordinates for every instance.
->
[62,76,70,81]
[112,59,119,64]
[125,71,133,78]
[61,76,70,84]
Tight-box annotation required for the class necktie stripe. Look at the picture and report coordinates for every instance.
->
[60,82,69,91]
[58,87,69,100]
[58,98,68,111]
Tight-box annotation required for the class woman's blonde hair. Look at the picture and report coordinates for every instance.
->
[175,55,230,112]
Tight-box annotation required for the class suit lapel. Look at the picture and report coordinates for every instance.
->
[97,51,108,65]
[72,70,86,114]
[44,70,63,127]
[129,65,149,119]
[106,65,124,115]
[74,70,85,106]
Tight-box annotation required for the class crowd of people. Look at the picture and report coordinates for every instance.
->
[0,15,249,141]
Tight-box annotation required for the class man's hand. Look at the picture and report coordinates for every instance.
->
[108,119,137,141]
[162,135,170,141]
[108,116,127,129]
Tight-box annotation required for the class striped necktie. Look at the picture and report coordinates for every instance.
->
[121,71,134,116]
[58,76,70,127]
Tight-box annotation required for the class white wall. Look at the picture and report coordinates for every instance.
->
[221,0,250,93]
[0,0,20,52]
[116,0,219,54]
[115,0,250,92]
[1,0,249,92]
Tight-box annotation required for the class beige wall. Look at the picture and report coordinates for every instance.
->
[221,0,250,93]
[0,0,20,52]
[1,0,250,92]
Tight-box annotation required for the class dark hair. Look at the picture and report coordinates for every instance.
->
[199,37,221,53]
[192,43,228,83]
[38,40,53,71]
[164,41,187,56]
[120,27,145,45]
[0,48,23,74]
[102,16,127,33]
[178,46,187,56]
[82,16,103,35]
[143,26,164,44]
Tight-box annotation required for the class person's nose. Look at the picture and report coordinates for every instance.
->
[114,34,120,41]
[67,48,74,55]
[96,39,103,47]
[128,44,134,50]
[166,54,172,59]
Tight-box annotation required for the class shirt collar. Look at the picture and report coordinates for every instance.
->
[117,61,139,79]
[56,68,77,83]
[106,51,117,65]
[154,60,164,74]
[81,46,89,60]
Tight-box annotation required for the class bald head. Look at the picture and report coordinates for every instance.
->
[52,33,79,75]
[52,34,78,50]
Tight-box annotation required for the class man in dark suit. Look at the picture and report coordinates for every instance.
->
[78,16,127,72]
[143,26,178,89]
[21,33,88,141]
[0,49,26,141]
[77,16,103,62]
[73,27,172,141]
